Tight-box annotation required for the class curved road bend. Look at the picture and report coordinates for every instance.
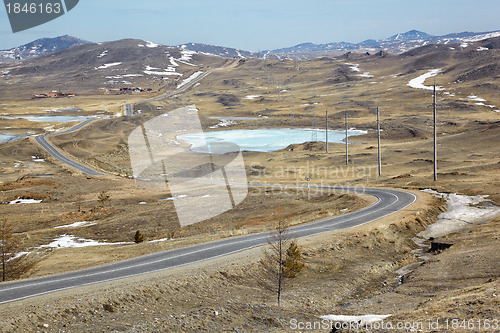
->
[0,186,416,304]
[35,118,105,176]
[37,65,222,171]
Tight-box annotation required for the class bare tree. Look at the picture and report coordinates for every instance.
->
[0,219,30,281]
[0,219,14,281]
[260,219,305,307]
[74,186,84,212]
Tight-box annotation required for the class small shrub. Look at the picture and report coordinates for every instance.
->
[97,191,111,207]
[103,303,115,312]
[283,240,305,278]
[134,230,144,243]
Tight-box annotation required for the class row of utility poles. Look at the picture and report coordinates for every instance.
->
[264,63,439,181]
[321,86,438,181]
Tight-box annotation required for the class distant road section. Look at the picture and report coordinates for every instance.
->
[35,119,104,176]
[0,186,416,304]
[124,68,217,115]
[36,66,220,173]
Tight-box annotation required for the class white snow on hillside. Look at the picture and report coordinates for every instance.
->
[145,41,159,48]
[407,69,443,91]
[319,315,391,326]
[463,31,500,42]
[96,62,122,70]
[9,198,42,204]
[359,72,374,78]
[143,65,182,76]
[345,63,360,72]
[420,189,500,238]
[97,50,108,58]
[467,95,498,111]
[169,57,179,67]
[180,49,196,62]
[177,71,203,88]
[468,95,486,102]
[245,95,262,100]
[54,221,97,229]
[345,63,373,78]
[40,235,130,248]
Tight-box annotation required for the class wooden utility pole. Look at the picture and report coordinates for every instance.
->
[377,106,381,176]
[433,80,437,181]
[312,84,317,142]
[345,111,348,165]
[325,109,328,153]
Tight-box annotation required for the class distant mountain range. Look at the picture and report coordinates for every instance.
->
[1,29,500,63]
[264,30,500,59]
[0,35,89,63]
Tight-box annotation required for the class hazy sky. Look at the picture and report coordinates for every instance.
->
[1,0,499,50]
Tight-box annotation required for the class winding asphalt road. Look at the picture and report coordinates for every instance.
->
[16,61,420,305]
[35,118,105,176]
[37,67,220,171]
[0,186,416,304]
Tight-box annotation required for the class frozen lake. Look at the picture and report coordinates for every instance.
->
[210,116,259,121]
[0,133,24,144]
[4,115,92,122]
[177,128,367,153]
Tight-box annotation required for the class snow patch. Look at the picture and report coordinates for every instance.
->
[97,50,108,58]
[463,31,500,42]
[40,235,130,248]
[180,49,197,62]
[359,72,374,78]
[345,63,360,72]
[54,221,97,229]
[468,95,486,102]
[209,119,235,129]
[96,62,122,70]
[407,69,444,91]
[145,41,159,48]
[149,238,173,243]
[319,315,391,326]
[143,65,181,76]
[9,199,42,204]
[169,57,179,67]
[420,189,500,238]
[177,71,203,89]
[244,95,262,100]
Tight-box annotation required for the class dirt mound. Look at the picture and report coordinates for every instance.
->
[281,141,328,152]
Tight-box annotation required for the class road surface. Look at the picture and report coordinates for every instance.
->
[124,68,217,115]
[36,67,219,171]
[0,186,416,304]
[35,119,105,176]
